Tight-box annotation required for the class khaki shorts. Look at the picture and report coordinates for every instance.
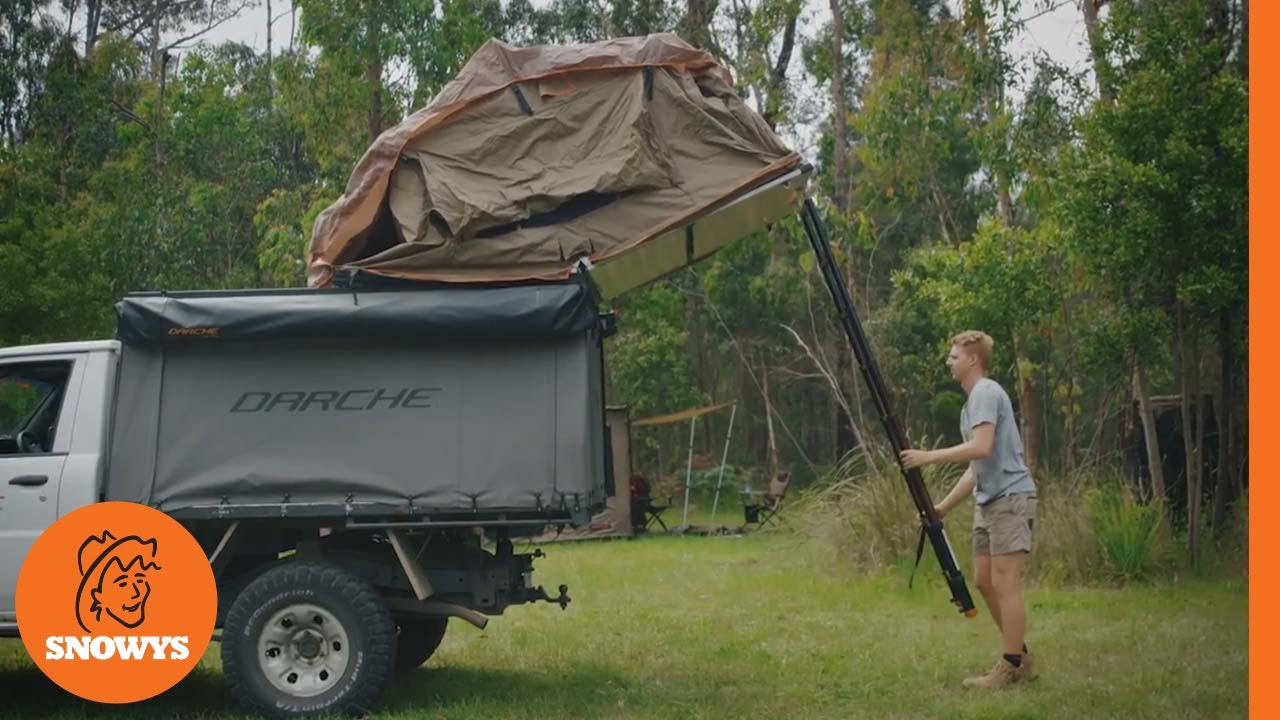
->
[973,492,1037,556]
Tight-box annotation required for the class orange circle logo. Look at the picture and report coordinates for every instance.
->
[16,501,217,704]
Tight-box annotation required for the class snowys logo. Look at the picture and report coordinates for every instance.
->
[16,501,216,704]
[76,531,161,632]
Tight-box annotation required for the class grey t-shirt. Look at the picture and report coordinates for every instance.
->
[961,377,1036,505]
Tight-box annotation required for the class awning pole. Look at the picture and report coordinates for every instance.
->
[709,403,737,526]
[681,416,697,529]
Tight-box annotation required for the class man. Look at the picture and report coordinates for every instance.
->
[899,330,1037,689]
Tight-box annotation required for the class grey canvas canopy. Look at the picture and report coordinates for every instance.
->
[106,283,608,520]
[308,33,806,296]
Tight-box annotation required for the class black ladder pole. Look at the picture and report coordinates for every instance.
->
[799,197,977,617]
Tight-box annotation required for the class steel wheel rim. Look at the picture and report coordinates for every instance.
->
[257,603,350,697]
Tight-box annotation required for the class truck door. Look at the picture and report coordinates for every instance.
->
[0,357,82,620]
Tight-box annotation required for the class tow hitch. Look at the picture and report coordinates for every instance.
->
[530,583,571,610]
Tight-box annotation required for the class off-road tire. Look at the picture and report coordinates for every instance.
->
[394,616,448,673]
[222,562,396,718]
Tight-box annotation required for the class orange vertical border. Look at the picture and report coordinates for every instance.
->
[1251,2,1270,717]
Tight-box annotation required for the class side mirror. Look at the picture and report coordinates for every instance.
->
[16,429,43,454]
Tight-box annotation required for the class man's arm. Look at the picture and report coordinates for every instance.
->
[899,422,994,469]
[934,466,975,518]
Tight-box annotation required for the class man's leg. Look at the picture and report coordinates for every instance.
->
[989,551,1027,657]
[973,554,1004,634]
[963,495,1035,688]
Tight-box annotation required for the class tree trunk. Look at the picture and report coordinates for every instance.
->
[1011,333,1040,473]
[679,0,719,53]
[85,0,102,56]
[1081,0,1115,103]
[997,183,1015,222]
[1212,310,1233,534]
[366,7,384,142]
[266,0,273,100]
[1177,304,1203,568]
[64,0,77,41]
[760,6,799,130]
[156,52,168,164]
[1240,0,1249,76]
[830,0,856,464]
[1134,361,1167,507]
[1059,297,1078,473]
[148,2,162,79]
[829,0,848,212]
[760,353,779,479]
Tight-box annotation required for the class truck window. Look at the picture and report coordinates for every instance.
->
[0,362,71,455]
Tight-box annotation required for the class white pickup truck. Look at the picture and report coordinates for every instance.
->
[0,281,606,717]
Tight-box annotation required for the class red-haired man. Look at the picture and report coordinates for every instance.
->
[900,330,1038,688]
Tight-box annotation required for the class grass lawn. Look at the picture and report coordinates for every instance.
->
[0,531,1246,719]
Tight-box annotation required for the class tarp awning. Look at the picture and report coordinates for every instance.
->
[632,402,734,427]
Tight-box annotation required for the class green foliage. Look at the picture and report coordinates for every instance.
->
[606,282,705,419]
[668,465,751,506]
[406,0,509,106]
[1057,0,1247,320]
[882,217,1061,440]
[0,0,1248,561]
[900,218,1060,345]
[0,0,63,145]
[255,186,335,288]
[851,0,983,251]
[1085,483,1169,582]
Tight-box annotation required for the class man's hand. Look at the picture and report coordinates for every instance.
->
[899,449,934,469]
[933,504,947,519]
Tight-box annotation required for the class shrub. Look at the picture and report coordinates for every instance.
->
[1084,482,1169,581]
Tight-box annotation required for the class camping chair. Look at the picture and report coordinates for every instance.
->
[629,474,671,532]
[742,471,791,529]
[641,496,671,532]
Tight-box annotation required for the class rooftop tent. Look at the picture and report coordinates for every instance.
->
[308,33,808,297]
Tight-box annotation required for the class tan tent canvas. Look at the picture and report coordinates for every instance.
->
[308,33,805,294]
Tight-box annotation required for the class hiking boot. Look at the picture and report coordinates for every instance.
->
[962,657,1021,689]
[1018,652,1037,682]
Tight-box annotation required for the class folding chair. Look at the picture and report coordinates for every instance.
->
[642,496,671,532]
[628,473,670,532]
[742,471,791,529]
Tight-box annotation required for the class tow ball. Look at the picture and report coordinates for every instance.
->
[531,583,571,610]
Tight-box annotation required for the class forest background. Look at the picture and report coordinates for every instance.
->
[0,0,1249,578]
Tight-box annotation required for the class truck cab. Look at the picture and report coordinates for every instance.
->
[0,341,118,633]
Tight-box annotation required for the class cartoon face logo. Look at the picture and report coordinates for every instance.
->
[74,531,162,632]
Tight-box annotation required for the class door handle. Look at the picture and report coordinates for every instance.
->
[9,475,48,487]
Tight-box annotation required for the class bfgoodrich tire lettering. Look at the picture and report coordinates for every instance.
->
[222,562,395,718]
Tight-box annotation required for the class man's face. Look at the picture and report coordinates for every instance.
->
[946,344,977,382]
[92,558,152,628]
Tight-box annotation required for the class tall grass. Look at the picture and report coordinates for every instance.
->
[787,454,1242,587]
[1085,483,1169,581]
